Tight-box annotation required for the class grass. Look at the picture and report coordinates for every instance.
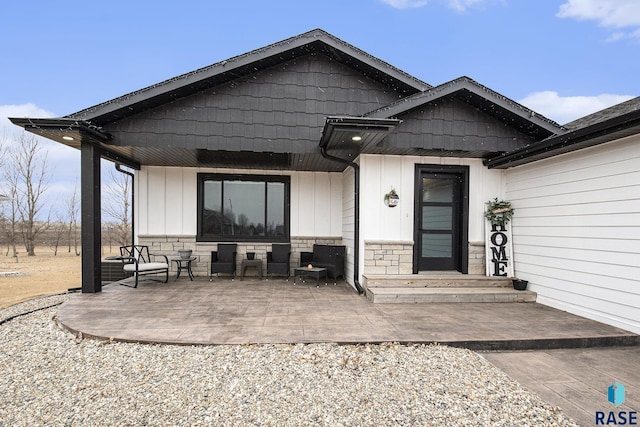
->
[0,247,118,309]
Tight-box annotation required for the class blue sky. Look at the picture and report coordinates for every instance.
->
[1,0,639,213]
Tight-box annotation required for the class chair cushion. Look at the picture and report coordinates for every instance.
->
[217,244,237,262]
[272,244,291,262]
[313,245,332,263]
[123,262,169,272]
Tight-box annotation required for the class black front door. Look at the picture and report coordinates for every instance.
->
[415,166,468,272]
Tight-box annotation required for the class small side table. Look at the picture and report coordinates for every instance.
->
[240,259,263,280]
[172,257,196,281]
[293,267,327,288]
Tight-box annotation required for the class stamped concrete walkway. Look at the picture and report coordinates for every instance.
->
[485,348,640,427]
[56,278,640,426]
[57,278,639,350]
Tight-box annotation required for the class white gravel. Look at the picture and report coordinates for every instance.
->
[0,294,578,426]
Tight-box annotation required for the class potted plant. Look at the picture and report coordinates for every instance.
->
[178,249,192,259]
[512,278,528,290]
[485,198,524,289]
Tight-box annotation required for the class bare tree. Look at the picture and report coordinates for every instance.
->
[65,185,80,255]
[50,218,66,256]
[1,186,20,257]
[0,134,17,257]
[10,133,51,256]
[1,139,22,257]
[102,166,132,247]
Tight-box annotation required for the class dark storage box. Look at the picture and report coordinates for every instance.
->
[101,259,133,283]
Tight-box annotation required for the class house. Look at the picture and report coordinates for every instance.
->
[489,98,640,334]
[10,29,639,334]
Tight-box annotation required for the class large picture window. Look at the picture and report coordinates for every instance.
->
[197,174,290,242]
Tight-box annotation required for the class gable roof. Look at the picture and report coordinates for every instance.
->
[13,28,621,173]
[562,96,639,130]
[10,29,433,171]
[68,29,430,126]
[484,96,640,168]
[366,76,564,140]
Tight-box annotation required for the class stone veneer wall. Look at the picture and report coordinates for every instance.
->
[364,241,414,275]
[468,241,485,275]
[364,240,486,275]
[137,235,342,278]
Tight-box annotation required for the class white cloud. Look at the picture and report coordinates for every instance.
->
[1,103,81,217]
[0,103,56,139]
[380,0,489,11]
[380,0,429,9]
[447,0,485,13]
[518,91,634,124]
[557,0,640,40]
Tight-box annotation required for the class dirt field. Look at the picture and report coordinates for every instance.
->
[0,248,118,309]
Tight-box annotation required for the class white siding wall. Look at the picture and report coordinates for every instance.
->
[505,135,640,334]
[359,155,504,243]
[342,167,356,288]
[136,167,342,238]
[290,172,343,237]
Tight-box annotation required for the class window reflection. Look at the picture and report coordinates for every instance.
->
[200,175,288,241]
[225,181,265,236]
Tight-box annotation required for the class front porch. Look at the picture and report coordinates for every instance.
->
[56,277,639,350]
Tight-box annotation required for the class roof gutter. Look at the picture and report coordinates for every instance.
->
[484,108,640,169]
[319,145,364,294]
[319,116,401,295]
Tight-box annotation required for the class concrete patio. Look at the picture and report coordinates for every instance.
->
[56,277,639,350]
[53,277,640,425]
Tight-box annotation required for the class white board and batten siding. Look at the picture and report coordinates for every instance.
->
[136,166,343,238]
[505,135,640,334]
[290,172,343,237]
[342,167,356,287]
[359,154,505,243]
[136,167,198,236]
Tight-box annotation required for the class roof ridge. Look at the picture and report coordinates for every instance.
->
[68,29,429,121]
[562,95,639,130]
[367,76,563,130]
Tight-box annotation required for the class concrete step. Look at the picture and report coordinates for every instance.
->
[365,286,537,304]
[362,274,514,288]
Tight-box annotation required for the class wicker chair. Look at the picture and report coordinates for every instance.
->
[210,243,237,280]
[267,243,291,280]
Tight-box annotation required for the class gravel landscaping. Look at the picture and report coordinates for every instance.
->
[0,294,578,426]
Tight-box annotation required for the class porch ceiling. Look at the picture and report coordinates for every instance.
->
[10,117,406,172]
[319,116,402,160]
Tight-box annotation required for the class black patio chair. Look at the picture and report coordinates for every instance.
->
[210,243,237,281]
[118,245,169,288]
[267,243,291,280]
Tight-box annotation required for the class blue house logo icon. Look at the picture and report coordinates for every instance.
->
[608,382,625,407]
[596,382,636,425]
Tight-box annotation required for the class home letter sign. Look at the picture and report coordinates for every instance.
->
[485,221,514,277]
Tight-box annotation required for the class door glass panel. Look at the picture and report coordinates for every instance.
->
[422,206,452,230]
[421,234,452,258]
[422,178,453,202]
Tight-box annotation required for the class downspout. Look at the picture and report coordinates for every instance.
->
[319,146,364,295]
[115,164,135,246]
